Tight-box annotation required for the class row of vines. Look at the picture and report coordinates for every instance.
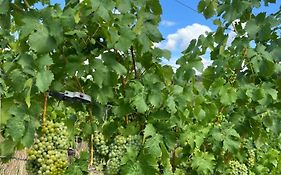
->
[0,0,281,174]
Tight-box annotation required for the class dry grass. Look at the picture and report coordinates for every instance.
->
[0,150,28,175]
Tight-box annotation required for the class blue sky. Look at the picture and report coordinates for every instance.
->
[158,0,280,68]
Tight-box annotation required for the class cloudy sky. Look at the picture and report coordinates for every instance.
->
[158,0,280,69]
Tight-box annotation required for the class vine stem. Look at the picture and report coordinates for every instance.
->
[89,134,94,166]
[23,0,31,9]
[74,76,84,93]
[130,46,138,79]
[121,76,128,125]
[42,92,48,128]
[74,76,94,166]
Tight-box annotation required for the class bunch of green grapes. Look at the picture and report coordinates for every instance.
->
[93,155,107,172]
[228,160,248,175]
[105,135,142,175]
[247,149,255,168]
[26,121,69,175]
[106,135,127,175]
[93,131,109,156]
[125,135,142,151]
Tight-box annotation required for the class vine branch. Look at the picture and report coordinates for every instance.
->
[130,46,138,79]
[74,76,95,166]
[23,0,31,9]
[42,92,48,128]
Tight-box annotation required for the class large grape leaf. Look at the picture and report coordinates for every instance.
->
[219,84,237,105]
[21,120,35,147]
[102,52,127,75]
[144,134,163,158]
[35,69,54,92]
[28,25,57,53]
[6,116,25,142]
[36,54,53,69]
[191,151,215,174]
[132,93,149,113]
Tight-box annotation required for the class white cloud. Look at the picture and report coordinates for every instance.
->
[158,23,212,51]
[161,20,176,27]
[202,58,212,69]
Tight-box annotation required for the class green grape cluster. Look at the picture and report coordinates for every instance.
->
[92,133,142,175]
[105,135,142,175]
[106,135,127,175]
[125,135,142,151]
[26,121,69,175]
[93,131,109,156]
[228,160,248,175]
[93,155,107,172]
[247,149,255,168]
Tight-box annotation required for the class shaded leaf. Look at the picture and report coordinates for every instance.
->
[35,69,54,92]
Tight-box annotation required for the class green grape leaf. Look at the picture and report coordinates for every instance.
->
[36,54,53,69]
[143,124,157,139]
[194,105,206,121]
[144,134,162,158]
[223,138,240,152]
[92,60,109,88]
[222,128,240,152]
[0,99,13,124]
[102,52,127,75]
[219,85,237,105]
[115,27,136,52]
[148,91,162,108]
[117,0,131,13]
[24,78,33,108]
[10,69,27,92]
[28,25,57,53]
[35,69,54,92]
[120,161,143,175]
[160,143,173,174]
[245,20,259,38]
[18,53,33,69]
[191,151,215,174]
[21,120,35,147]
[198,0,206,12]
[121,147,139,165]
[166,96,177,114]
[138,152,159,174]
[132,94,149,113]
[147,0,162,15]
[6,116,25,142]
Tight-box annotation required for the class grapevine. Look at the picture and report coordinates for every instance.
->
[0,0,280,174]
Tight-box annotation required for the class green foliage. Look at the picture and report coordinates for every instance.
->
[0,0,280,174]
